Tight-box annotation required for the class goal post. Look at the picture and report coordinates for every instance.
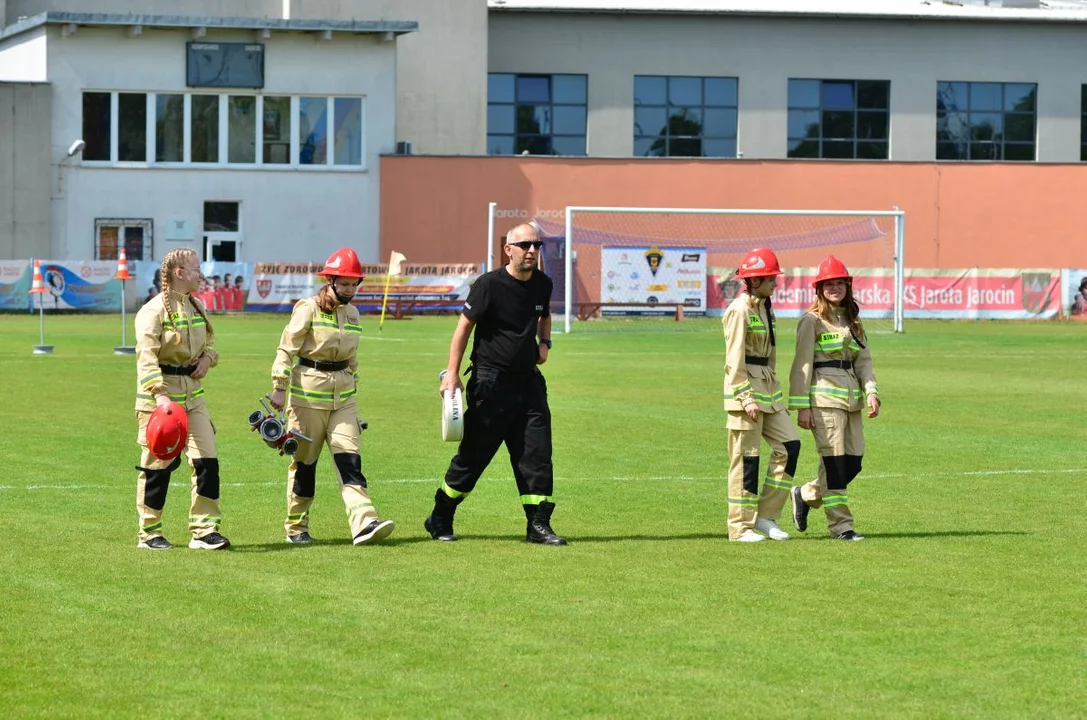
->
[544,206,905,334]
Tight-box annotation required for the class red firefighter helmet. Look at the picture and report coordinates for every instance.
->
[146,401,189,461]
[734,248,784,279]
[317,247,364,279]
[813,254,852,288]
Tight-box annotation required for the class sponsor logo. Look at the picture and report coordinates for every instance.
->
[164,439,180,455]
[535,305,544,311]
[647,284,669,292]
[1021,272,1054,314]
[677,267,703,275]
[80,266,92,278]
[257,278,272,298]
[676,280,702,289]
[743,256,767,271]
[618,253,632,266]
[644,247,664,276]
[681,253,701,262]
[684,299,703,308]
[646,295,659,303]
[630,272,640,280]
[464,301,473,310]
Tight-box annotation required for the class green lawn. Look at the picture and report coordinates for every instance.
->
[0,313,1084,718]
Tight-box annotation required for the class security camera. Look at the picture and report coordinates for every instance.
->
[67,139,86,157]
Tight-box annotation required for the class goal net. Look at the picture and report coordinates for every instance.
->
[531,207,904,334]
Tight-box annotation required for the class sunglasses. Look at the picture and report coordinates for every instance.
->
[508,241,543,250]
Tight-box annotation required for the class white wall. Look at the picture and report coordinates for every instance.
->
[0,25,47,81]
[46,25,397,261]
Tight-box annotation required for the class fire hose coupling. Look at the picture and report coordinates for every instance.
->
[248,394,314,456]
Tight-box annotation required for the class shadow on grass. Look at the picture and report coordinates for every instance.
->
[229,536,434,552]
[852,530,1029,540]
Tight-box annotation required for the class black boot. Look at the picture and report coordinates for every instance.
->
[424,488,463,542]
[525,501,568,546]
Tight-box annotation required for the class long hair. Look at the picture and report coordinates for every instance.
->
[315,282,340,314]
[160,248,214,339]
[743,277,776,347]
[809,280,864,339]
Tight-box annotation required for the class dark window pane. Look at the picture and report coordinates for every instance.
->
[787,138,819,158]
[204,202,239,232]
[515,135,553,155]
[937,81,967,111]
[1081,142,1086,161]
[488,104,515,135]
[516,76,550,103]
[969,82,1002,111]
[634,76,667,106]
[262,96,291,164]
[822,110,855,139]
[192,94,220,163]
[82,92,111,161]
[667,107,702,135]
[1003,143,1035,161]
[516,104,550,134]
[788,79,820,108]
[703,108,737,138]
[969,113,1002,141]
[552,105,586,135]
[1083,115,1087,144]
[553,74,587,104]
[1082,85,1087,113]
[668,137,702,156]
[857,81,890,110]
[857,141,888,160]
[156,94,184,162]
[703,138,737,157]
[822,140,854,158]
[1004,83,1035,112]
[970,142,1000,160]
[936,141,965,160]
[857,111,888,140]
[297,97,326,165]
[937,110,969,144]
[118,93,147,162]
[635,136,665,157]
[488,73,514,103]
[124,227,145,261]
[634,107,668,137]
[550,136,586,156]
[788,110,820,139]
[704,77,738,107]
[487,135,514,155]
[669,77,701,106]
[1004,114,1036,144]
[822,82,854,109]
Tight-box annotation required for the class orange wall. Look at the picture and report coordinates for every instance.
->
[380,157,1087,269]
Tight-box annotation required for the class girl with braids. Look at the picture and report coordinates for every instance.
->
[721,248,801,543]
[133,248,230,550]
[268,247,395,546]
[788,255,881,541]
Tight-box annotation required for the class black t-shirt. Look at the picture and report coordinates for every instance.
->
[462,268,552,373]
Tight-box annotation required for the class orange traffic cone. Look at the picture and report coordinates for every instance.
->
[29,260,47,294]
[115,249,132,281]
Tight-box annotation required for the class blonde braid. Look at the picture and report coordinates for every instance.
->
[159,248,217,346]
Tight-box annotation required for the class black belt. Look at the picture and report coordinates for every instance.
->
[814,360,853,370]
[745,356,769,366]
[298,357,349,372]
[160,364,196,376]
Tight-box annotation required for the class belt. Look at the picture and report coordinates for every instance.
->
[159,364,196,376]
[745,356,769,366]
[298,357,349,372]
[814,360,853,370]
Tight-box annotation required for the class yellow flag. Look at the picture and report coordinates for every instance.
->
[388,251,407,276]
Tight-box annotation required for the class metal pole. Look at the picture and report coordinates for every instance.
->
[895,211,906,333]
[564,208,573,334]
[39,303,45,345]
[486,202,496,273]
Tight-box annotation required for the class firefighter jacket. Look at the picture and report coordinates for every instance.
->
[722,293,786,413]
[788,310,879,412]
[271,297,361,410]
[134,291,218,411]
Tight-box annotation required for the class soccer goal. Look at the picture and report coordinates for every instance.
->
[531,207,905,334]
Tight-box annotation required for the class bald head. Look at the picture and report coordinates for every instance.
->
[506,223,540,245]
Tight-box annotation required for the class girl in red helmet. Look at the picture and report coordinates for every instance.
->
[722,248,801,542]
[268,247,395,546]
[133,248,230,550]
[788,255,881,541]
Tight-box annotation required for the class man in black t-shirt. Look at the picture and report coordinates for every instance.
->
[425,223,567,545]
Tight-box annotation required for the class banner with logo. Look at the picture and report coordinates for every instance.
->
[247,262,482,312]
[29,260,122,311]
[0,260,31,310]
[708,267,1061,319]
[1061,268,1087,317]
[600,246,707,315]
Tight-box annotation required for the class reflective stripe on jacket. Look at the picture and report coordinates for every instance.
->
[788,310,878,411]
[271,297,361,409]
[722,293,785,413]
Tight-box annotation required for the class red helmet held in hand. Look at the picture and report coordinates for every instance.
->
[813,254,852,288]
[317,247,364,279]
[147,401,189,461]
[734,248,784,279]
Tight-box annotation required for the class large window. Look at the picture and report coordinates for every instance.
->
[94,218,153,261]
[936,81,1036,161]
[487,73,588,156]
[80,91,364,169]
[788,79,890,159]
[1080,86,1087,161]
[634,76,738,157]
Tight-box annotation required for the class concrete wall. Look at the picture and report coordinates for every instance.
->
[6,0,282,20]
[0,24,46,81]
[48,26,397,261]
[488,12,1087,162]
[0,82,51,259]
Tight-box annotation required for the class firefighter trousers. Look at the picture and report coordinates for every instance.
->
[283,401,378,539]
[799,407,865,536]
[726,408,800,540]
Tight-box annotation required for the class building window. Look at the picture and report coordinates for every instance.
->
[788,79,890,159]
[299,96,328,165]
[1080,86,1087,161]
[117,93,147,162]
[333,97,363,166]
[633,76,738,157]
[95,218,153,261]
[82,92,111,161]
[228,95,257,164]
[263,96,291,164]
[487,73,588,155]
[936,81,1036,161]
[155,94,184,162]
[191,94,220,163]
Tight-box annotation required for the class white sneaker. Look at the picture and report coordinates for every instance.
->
[730,529,767,543]
[755,517,790,541]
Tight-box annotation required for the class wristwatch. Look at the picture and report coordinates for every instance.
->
[539,338,552,349]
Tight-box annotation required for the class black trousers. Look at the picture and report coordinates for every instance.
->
[444,366,554,498]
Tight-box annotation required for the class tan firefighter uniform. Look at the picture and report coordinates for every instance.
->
[134,291,223,543]
[272,297,379,539]
[788,310,879,535]
[722,293,801,539]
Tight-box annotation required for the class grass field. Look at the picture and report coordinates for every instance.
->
[0,312,1084,718]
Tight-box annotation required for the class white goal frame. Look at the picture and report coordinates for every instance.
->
[560,206,905,334]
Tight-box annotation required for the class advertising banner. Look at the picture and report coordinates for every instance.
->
[0,261,31,311]
[29,260,122,311]
[600,246,707,315]
[1060,268,1087,317]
